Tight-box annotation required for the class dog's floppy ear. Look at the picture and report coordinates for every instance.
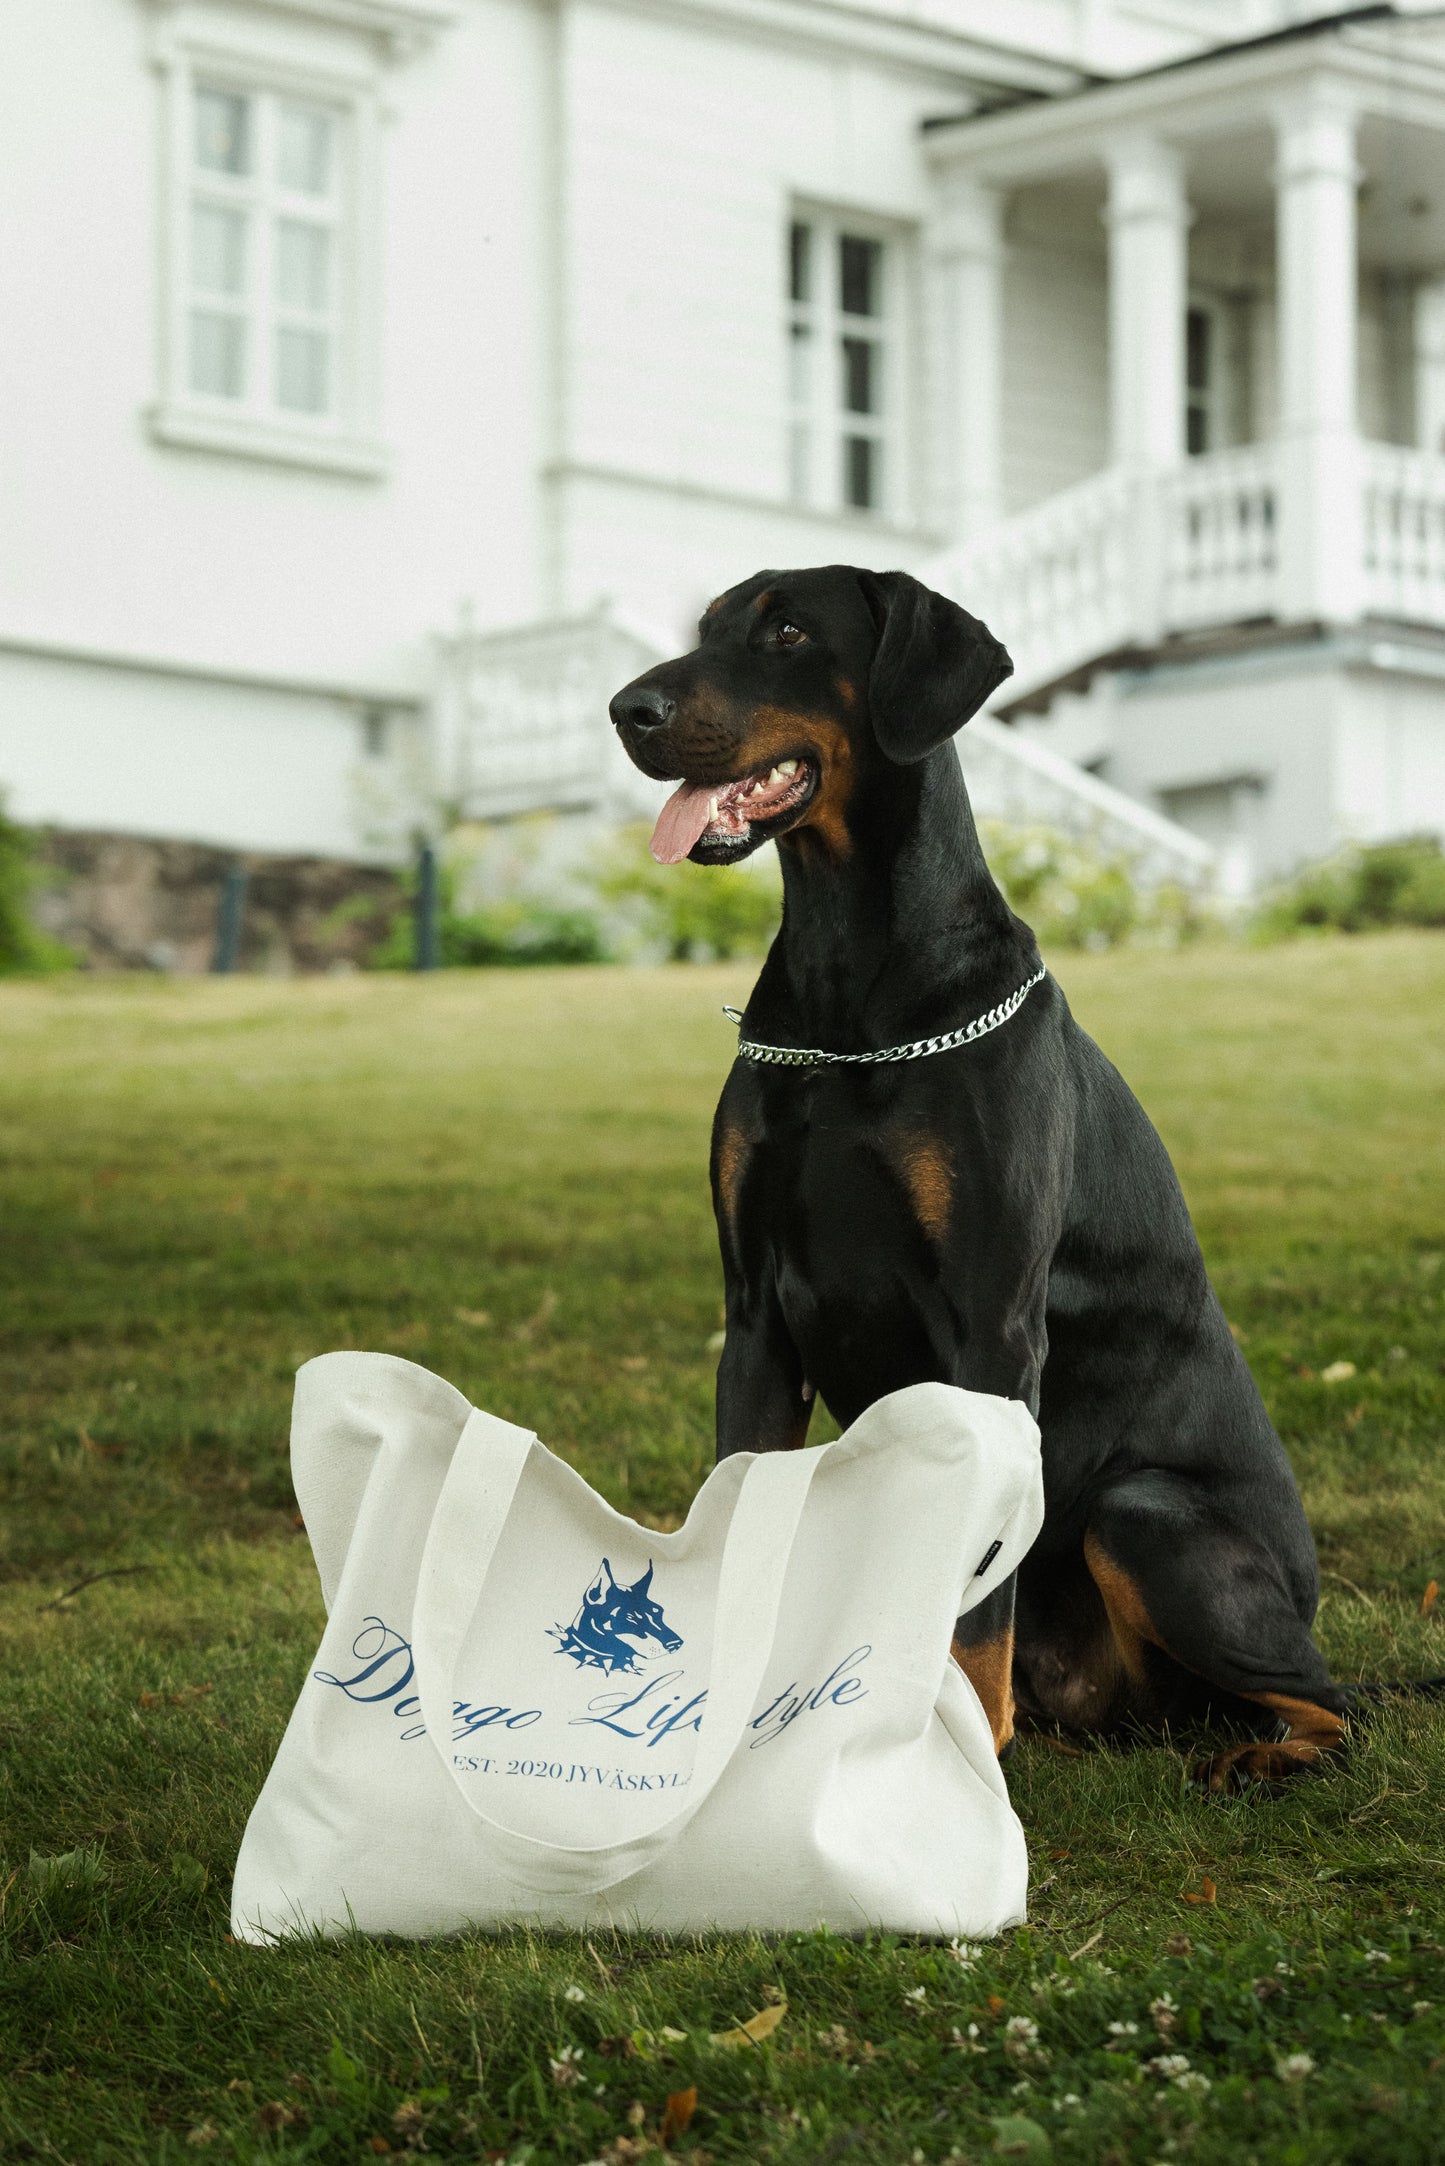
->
[857,569,1012,764]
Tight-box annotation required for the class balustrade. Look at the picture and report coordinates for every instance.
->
[1361,444,1445,625]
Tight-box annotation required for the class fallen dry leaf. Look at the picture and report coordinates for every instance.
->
[454,1308,492,1328]
[1165,1934,1193,1957]
[711,2000,786,2048]
[1049,1848,1072,1861]
[1182,1876,1217,1906]
[1423,1580,1439,1618]
[988,1994,1007,2016]
[661,2086,698,2142]
[1321,1360,1357,1384]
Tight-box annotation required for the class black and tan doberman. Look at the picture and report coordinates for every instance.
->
[609,563,1413,1788]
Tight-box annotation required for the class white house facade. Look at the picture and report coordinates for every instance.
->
[4,0,1445,907]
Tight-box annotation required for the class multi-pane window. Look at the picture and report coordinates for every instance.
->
[788,214,899,516]
[186,83,344,423]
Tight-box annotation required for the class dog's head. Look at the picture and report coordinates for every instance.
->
[609,566,1011,865]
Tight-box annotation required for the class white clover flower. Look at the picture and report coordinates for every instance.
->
[1276,2053,1315,2083]
[1364,1948,1390,1964]
[1413,2001,1433,2015]
[947,1939,983,1966]
[548,2046,584,2088]
[1052,2094,1082,2111]
[1275,1961,1295,1976]
[1106,2020,1140,2038]
[1147,2054,1191,2079]
[563,1983,586,2002]
[1005,2016,1040,2043]
[1174,2071,1211,2094]
[903,1985,927,2004]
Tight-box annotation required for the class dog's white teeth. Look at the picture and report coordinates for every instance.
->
[708,796,719,822]
[777,759,799,776]
[767,767,784,787]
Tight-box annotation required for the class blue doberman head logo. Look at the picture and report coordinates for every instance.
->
[551,1558,683,1675]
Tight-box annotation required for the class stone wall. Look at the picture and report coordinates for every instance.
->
[30,830,402,974]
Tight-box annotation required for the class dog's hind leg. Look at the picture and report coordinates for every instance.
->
[1083,1472,1350,1791]
[952,1574,1017,1756]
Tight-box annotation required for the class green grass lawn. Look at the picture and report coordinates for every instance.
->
[2,935,1444,2165]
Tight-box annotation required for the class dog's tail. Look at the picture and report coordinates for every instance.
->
[1346,1676,1445,1709]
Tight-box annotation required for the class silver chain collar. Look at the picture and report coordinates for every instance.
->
[721,966,1047,1068]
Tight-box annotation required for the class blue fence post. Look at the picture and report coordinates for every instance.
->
[211,867,248,975]
[414,840,440,972]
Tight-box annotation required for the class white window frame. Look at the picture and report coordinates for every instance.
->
[786,206,912,523]
[148,12,391,479]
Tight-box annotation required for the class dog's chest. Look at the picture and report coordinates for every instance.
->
[727,1076,961,1319]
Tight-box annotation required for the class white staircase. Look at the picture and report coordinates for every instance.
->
[429,567,1233,891]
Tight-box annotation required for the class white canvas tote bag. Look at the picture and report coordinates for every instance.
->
[231,1352,1043,1943]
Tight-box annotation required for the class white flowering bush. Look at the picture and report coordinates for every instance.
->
[980,820,1216,951]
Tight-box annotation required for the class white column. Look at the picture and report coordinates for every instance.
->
[1105,135,1188,469]
[1273,86,1363,622]
[928,173,1005,540]
[1414,277,1445,455]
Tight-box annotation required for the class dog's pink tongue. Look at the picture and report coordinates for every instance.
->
[650,781,715,865]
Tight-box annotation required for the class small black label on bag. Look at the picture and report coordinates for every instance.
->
[973,1540,1002,1578]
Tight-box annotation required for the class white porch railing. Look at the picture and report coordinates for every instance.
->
[928,439,1445,704]
[1362,443,1445,624]
[1161,443,1279,631]
[927,449,1283,702]
[960,716,1216,889]
[930,468,1138,705]
[431,605,671,820]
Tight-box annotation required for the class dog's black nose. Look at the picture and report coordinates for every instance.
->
[610,685,674,732]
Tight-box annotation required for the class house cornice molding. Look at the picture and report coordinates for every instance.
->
[567,0,1087,98]
[925,17,1445,181]
[140,0,456,62]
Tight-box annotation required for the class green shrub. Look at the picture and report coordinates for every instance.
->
[369,864,608,969]
[0,803,76,975]
[979,820,1211,950]
[592,822,782,961]
[1252,834,1445,939]
[368,821,610,971]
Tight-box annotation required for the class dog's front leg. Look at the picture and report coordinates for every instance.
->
[714,1288,813,1461]
[951,1573,1018,1756]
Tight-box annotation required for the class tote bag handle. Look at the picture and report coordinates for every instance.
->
[413,1409,823,1896]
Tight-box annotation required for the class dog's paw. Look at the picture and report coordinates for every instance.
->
[1190,1739,1328,1793]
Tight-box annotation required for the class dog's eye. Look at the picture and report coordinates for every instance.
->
[773,622,808,647]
